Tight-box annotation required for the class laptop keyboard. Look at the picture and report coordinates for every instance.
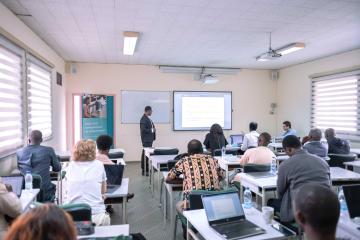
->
[213,220,260,239]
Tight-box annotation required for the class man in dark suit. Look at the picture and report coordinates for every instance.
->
[140,106,156,175]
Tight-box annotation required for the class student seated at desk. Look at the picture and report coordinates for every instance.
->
[65,140,110,226]
[95,135,134,205]
[16,130,61,202]
[233,132,275,182]
[5,204,76,240]
[240,122,260,151]
[325,128,350,154]
[166,139,223,211]
[267,135,330,223]
[302,128,328,158]
[0,180,22,239]
[281,120,297,137]
[293,183,339,240]
[203,123,228,155]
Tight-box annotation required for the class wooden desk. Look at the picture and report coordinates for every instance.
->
[77,224,129,239]
[183,208,285,240]
[105,178,129,224]
[20,189,40,212]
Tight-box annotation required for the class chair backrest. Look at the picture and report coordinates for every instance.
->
[213,148,238,156]
[108,151,124,159]
[188,187,238,210]
[153,148,179,155]
[173,153,189,161]
[60,203,92,222]
[243,164,270,173]
[31,173,43,202]
[327,153,356,168]
[167,160,178,171]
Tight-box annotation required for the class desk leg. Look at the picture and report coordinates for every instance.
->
[262,188,265,207]
[226,166,229,187]
[186,219,190,240]
[170,187,174,234]
[151,165,155,194]
[345,165,349,170]
[239,181,243,203]
[163,183,167,229]
[157,167,161,193]
[59,172,63,204]
[122,197,127,224]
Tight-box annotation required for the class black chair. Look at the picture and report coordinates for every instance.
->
[243,164,271,173]
[108,151,124,159]
[328,153,356,169]
[153,148,179,155]
[213,148,238,156]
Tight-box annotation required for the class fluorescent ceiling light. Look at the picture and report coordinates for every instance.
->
[276,43,305,55]
[123,31,139,55]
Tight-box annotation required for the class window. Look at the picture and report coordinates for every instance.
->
[27,55,52,139]
[0,35,53,158]
[0,42,23,156]
[311,71,360,141]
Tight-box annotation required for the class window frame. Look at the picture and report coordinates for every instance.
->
[0,34,53,158]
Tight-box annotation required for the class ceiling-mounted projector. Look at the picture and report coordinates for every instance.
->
[256,49,282,61]
[201,74,219,84]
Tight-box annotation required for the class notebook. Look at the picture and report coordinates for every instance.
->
[202,192,265,239]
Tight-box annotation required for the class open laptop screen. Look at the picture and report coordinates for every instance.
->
[231,135,244,146]
[202,192,244,223]
[1,175,24,197]
[343,185,360,219]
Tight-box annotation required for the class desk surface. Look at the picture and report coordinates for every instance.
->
[330,167,360,181]
[56,148,125,158]
[238,173,277,189]
[337,214,360,239]
[184,208,284,240]
[150,154,177,167]
[350,148,360,155]
[105,178,129,198]
[215,156,242,165]
[77,224,129,239]
[344,161,360,167]
[20,189,40,211]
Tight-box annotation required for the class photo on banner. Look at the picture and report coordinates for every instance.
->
[81,94,114,144]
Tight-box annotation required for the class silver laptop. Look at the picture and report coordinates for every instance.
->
[202,192,265,239]
[1,175,24,197]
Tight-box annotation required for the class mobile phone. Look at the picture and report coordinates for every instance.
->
[271,223,296,236]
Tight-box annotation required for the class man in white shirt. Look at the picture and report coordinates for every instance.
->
[241,122,260,151]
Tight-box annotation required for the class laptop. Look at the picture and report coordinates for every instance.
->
[230,135,244,147]
[1,175,24,197]
[202,192,265,239]
[104,164,124,194]
[247,172,276,179]
[343,185,360,219]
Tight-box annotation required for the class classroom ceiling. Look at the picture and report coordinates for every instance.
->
[1,0,360,69]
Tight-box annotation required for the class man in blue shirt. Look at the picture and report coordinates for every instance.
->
[282,121,297,137]
[16,130,61,202]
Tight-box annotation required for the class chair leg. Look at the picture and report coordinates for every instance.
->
[173,214,178,240]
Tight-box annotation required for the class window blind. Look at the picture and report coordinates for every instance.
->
[0,45,23,156]
[311,73,360,141]
[27,55,52,139]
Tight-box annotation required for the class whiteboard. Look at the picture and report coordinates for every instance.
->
[121,91,170,123]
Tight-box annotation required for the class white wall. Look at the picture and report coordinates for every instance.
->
[277,49,360,138]
[0,3,66,174]
[66,64,277,161]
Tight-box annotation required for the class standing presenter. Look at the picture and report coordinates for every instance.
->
[140,106,156,176]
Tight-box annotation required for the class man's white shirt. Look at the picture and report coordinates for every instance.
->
[241,131,260,151]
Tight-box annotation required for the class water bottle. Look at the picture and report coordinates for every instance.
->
[338,187,348,213]
[243,187,252,209]
[270,157,277,175]
[25,171,33,190]
[221,146,226,158]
